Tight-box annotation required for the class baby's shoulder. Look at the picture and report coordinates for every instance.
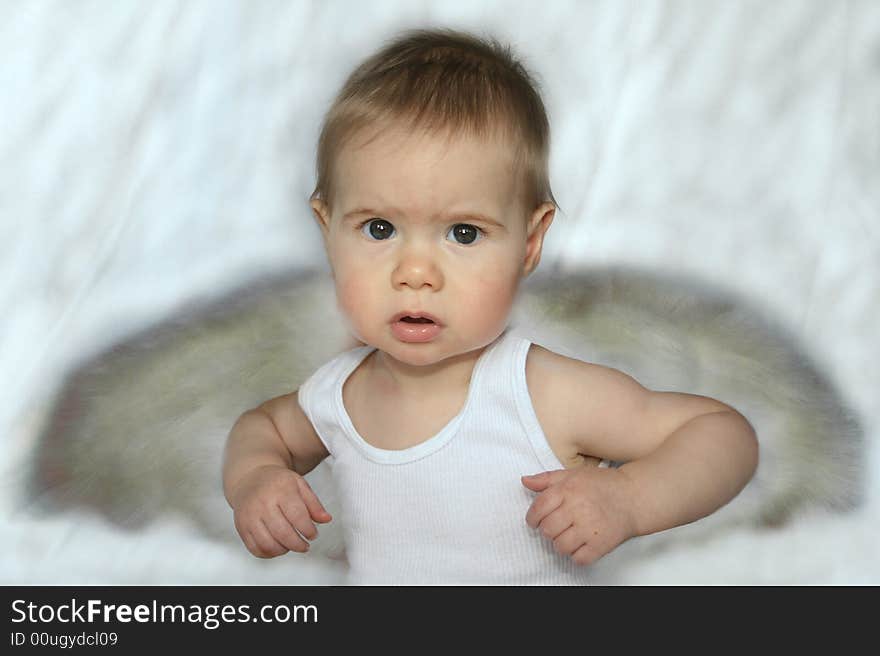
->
[524,341,662,460]
[524,342,604,386]
[524,341,650,416]
[524,343,610,412]
[523,344,610,464]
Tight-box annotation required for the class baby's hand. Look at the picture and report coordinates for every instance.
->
[228,464,332,558]
[521,466,637,566]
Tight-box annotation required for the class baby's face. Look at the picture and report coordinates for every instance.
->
[311,123,553,367]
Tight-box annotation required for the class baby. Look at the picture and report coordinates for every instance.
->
[222,28,759,584]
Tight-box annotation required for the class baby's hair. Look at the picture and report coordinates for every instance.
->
[311,27,556,217]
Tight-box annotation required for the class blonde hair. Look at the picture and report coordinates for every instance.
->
[310,28,556,217]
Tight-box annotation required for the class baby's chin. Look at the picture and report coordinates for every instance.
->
[375,333,505,369]
[347,332,438,364]
[373,339,456,367]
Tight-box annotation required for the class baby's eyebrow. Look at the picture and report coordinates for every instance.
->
[444,212,505,228]
[341,208,387,221]
[342,207,505,227]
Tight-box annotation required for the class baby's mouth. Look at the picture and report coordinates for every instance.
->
[390,312,443,342]
[391,311,442,326]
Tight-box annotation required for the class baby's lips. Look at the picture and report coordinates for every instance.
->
[390,310,443,325]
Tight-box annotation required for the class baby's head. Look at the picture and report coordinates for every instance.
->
[309,28,556,366]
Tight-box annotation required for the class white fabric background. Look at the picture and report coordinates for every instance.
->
[2,0,878,583]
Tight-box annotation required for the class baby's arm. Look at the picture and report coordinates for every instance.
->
[223,391,331,558]
[523,350,758,565]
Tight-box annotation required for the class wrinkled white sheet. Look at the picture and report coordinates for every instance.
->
[2,0,878,583]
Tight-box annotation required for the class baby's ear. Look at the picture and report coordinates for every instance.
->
[309,199,331,235]
[522,203,555,277]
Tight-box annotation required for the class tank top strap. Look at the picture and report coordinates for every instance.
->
[297,344,376,457]
[461,331,551,466]
[460,329,524,404]
[476,327,531,380]
[500,328,616,471]
[481,329,570,471]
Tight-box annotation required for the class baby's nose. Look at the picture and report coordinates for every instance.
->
[391,249,444,291]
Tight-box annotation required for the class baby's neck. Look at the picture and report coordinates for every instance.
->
[369,347,486,400]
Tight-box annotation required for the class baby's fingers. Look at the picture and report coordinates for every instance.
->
[295,476,333,524]
[552,526,586,557]
[278,496,323,543]
[248,518,291,558]
[537,507,573,541]
[266,507,311,553]
[525,490,564,529]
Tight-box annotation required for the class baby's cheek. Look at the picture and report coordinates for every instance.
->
[335,274,366,317]
[461,268,519,330]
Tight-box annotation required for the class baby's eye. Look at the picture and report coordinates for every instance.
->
[446,223,483,245]
[360,218,395,241]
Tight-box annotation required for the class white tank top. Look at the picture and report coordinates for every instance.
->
[297,329,607,585]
